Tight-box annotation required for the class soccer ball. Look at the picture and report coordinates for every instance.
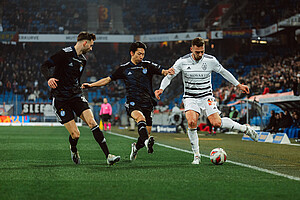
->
[210,148,227,165]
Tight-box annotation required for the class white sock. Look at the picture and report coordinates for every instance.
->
[187,128,199,156]
[221,117,247,132]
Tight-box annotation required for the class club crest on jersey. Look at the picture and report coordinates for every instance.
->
[79,65,83,72]
[130,102,135,106]
[60,110,65,116]
[202,63,207,70]
[142,68,147,74]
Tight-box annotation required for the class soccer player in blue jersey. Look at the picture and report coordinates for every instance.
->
[41,32,120,165]
[82,42,174,161]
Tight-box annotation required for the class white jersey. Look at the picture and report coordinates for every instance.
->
[160,53,239,99]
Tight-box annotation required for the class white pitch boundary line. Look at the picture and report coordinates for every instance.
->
[108,131,300,181]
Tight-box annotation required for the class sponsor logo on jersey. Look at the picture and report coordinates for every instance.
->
[69,62,73,67]
[187,66,191,70]
[142,68,148,74]
[130,102,135,106]
[128,72,132,75]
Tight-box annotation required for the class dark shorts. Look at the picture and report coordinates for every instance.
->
[52,96,90,124]
[101,114,111,122]
[125,102,153,126]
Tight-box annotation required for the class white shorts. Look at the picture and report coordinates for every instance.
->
[182,97,220,117]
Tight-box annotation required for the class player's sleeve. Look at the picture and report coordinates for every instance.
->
[110,67,124,81]
[212,58,239,86]
[159,58,182,91]
[100,104,103,115]
[149,61,164,75]
[41,50,64,81]
[109,103,112,115]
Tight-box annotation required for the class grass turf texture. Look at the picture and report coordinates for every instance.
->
[0,126,299,200]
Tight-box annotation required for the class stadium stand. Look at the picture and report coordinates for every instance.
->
[0,0,299,131]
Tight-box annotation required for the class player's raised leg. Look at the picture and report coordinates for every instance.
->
[208,113,258,142]
[80,109,120,165]
[64,120,81,164]
[186,110,201,164]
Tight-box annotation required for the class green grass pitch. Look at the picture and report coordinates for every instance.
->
[0,126,299,200]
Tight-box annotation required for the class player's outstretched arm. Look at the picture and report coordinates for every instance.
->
[155,89,164,100]
[237,84,250,94]
[161,68,175,76]
[81,77,111,89]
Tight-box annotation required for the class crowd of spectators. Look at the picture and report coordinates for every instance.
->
[1,0,87,33]
[1,0,299,34]
[122,0,218,34]
[264,110,300,133]
[214,49,300,105]
[1,41,299,106]
[229,0,300,29]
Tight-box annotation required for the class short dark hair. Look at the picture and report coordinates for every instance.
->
[77,31,96,42]
[129,42,147,53]
[192,37,205,47]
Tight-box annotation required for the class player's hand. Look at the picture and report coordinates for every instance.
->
[155,89,163,100]
[168,67,175,75]
[48,78,59,89]
[81,83,93,89]
[237,84,250,94]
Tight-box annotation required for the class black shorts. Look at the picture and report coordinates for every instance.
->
[52,96,90,124]
[101,114,111,122]
[125,102,153,126]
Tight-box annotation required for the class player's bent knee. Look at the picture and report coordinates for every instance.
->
[211,120,221,128]
[71,131,80,139]
[188,119,197,128]
[136,116,146,123]
[87,119,97,128]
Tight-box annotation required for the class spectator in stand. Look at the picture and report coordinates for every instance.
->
[272,113,281,133]
[262,83,270,95]
[239,106,247,124]
[100,98,112,131]
[278,111,293,131]
[229,106,239,122]
[291,112,300,142]
[264,110,276,132]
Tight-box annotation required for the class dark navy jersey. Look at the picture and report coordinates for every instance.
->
[41,46,87,101]
[110,60,163,107]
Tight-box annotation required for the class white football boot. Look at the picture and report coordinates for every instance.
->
[245,125,259,142]
[192,154,201,165]
[144,136,155,154]
[130,143,138,161]
[70,146,81,165]
[107,154,121,165]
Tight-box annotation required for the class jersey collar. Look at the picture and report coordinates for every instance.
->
[130,60,141,66]
[190,53,204,64]
[71,46,79,58]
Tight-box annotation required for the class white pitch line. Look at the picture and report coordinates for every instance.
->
[108,131,300,181]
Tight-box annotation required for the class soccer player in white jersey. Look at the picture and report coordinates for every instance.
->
[155,37,258,164]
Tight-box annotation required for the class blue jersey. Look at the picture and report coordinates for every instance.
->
[41,46,86,101]
[110,60,163,107]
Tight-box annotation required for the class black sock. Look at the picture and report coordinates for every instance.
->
[136,121,149,150]
[91,125,110,158]
[69,135,79,153]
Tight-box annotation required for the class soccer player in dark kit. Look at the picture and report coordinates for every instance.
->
[82,42,174,161]
[41,31,120,165]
